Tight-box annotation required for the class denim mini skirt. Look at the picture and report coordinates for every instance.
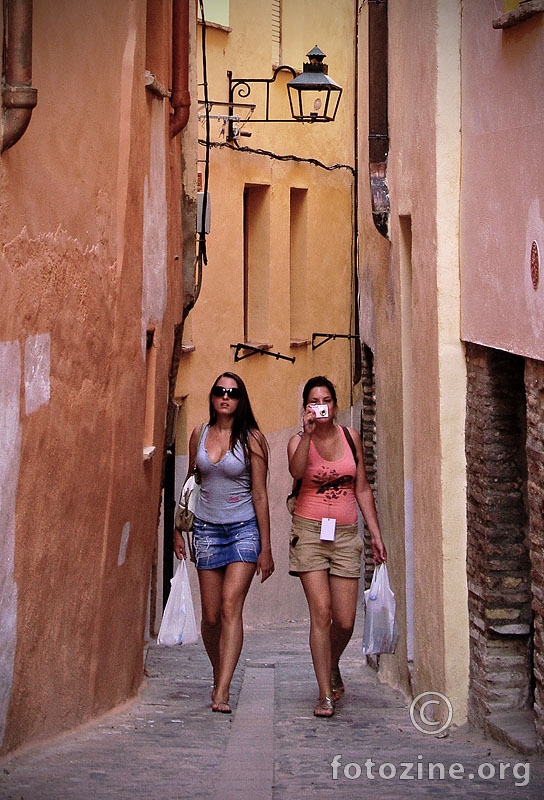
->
[192,517,261,570]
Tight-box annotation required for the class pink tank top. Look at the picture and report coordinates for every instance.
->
[294,426,358,524]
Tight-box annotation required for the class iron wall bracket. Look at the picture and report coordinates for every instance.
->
[231,343,295,363]
[311,333,360,350]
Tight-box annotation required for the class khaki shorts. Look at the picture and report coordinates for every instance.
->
[289,515,363,578]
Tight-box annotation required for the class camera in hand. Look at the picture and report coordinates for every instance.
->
[308,403,329,418]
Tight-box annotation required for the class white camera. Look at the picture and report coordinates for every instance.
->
[308,403,329,418]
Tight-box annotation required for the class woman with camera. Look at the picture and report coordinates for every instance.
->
[287,375,387,717]
[174,372,274,714]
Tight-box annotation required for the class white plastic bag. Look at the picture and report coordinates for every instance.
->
[362,563,399,655]
[157,559,199,646]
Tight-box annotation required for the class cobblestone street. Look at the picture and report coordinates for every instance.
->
[1,621,543,800]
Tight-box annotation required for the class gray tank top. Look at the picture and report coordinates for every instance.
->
[195,425,255,523]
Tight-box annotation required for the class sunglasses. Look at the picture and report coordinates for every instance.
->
[212,385,242,400]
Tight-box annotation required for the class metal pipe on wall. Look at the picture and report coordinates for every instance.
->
[169,0,191,138]
[1,0,37,153]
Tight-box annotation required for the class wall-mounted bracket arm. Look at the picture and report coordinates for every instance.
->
[231,343,295,363]
[311,333,360,350]
[227,66,297,140]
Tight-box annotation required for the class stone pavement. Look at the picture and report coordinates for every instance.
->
[1,621,543,800]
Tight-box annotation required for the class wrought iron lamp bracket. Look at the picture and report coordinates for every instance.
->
[227,66,297,140]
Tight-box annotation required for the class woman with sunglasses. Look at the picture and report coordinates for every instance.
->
[287,376,387,718]
[174,372,274,713]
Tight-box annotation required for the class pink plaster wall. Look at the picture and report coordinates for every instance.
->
[460,0,544,358]
[0,0,185,754]
[358,0,446,699]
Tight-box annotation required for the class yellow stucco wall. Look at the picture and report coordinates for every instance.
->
[176,0,358,623]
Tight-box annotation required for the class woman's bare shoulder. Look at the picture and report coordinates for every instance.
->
[248,428,268,451]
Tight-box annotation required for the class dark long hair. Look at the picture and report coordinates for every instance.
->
[302,375,338,406]
[208,372,264,464]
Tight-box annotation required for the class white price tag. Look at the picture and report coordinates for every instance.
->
[320,517,336,541]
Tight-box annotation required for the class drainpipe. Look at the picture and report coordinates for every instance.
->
[368,0,390,239]
[162,0,192,604]
[169,0,191,138]
[1,0,37,153]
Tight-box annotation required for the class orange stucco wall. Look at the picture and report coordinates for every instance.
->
[0,0,187,754]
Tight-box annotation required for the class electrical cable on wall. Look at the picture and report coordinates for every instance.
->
[198,138,355,175]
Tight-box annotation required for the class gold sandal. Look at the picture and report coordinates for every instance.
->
[331,680,345,702]
[313,696,335,718]
[331,668,345,701]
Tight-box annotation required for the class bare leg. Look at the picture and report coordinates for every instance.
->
[197,568,225,689]
[212,561,256,706]
[299,570,334,702]
[329,575,359,695]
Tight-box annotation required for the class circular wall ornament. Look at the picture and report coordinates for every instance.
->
[530,240,539,290]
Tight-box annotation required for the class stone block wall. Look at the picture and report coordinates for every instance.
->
[525,358,544,747]
[465,344,533,729]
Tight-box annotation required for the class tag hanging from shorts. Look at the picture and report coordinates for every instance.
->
[320,517,336,541]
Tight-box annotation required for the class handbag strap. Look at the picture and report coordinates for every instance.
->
[340,425,358,465]
[181,424,206,488]
[196,422,206,451]
[194,422,206,460]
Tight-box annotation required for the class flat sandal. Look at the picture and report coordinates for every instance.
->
[331,680,345,702]
[331,667,345,701]
[314,696,335,718]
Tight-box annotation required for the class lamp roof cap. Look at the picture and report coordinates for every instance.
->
[307,45,326,61]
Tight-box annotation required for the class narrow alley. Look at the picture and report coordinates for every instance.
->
[2,0,544,791]
[1,621,543,800]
